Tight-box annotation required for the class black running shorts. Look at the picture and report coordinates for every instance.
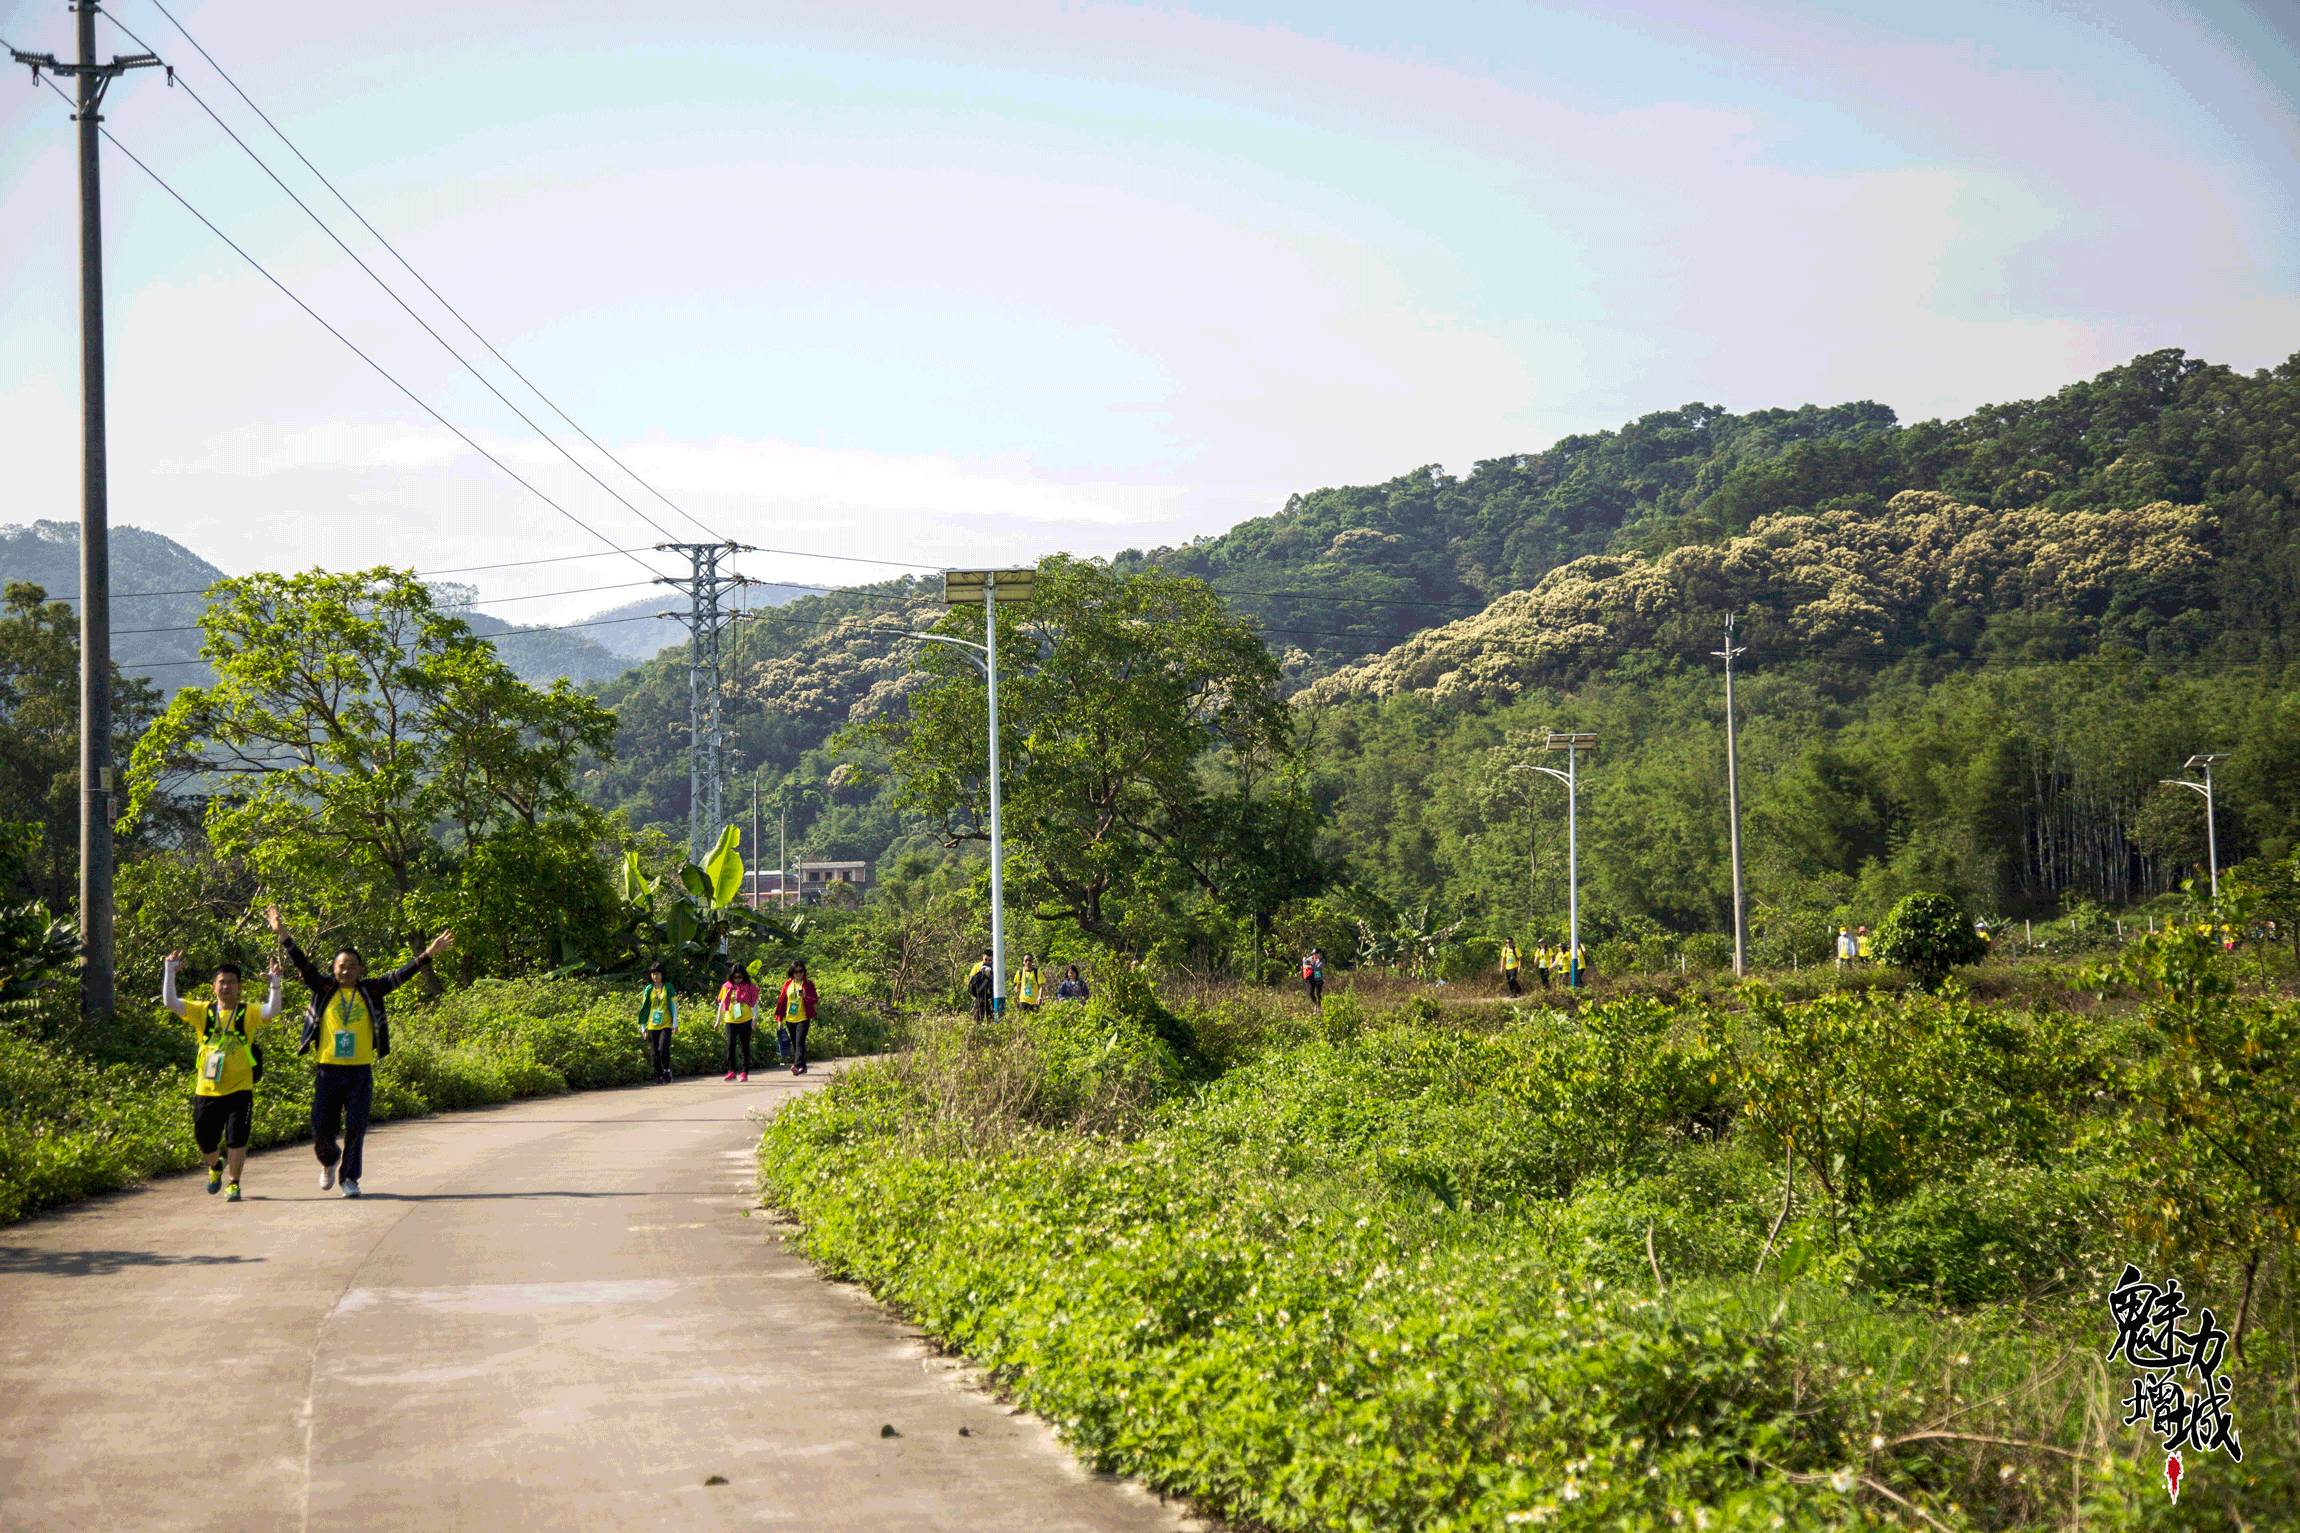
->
[190,1090,255,1153]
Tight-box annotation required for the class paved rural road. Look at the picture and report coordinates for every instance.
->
[0,1070,1197,1532]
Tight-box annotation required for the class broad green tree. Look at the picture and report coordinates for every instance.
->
[124,569,617,964]
[853,557,1320,955]
[0,583,161,909]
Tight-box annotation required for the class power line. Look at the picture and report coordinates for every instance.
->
[101,14,701,556]
[114,607,678,668]
[107,576,667,635]
[36,545,670,604]
[13,62,666,585]
[125,0,729,547]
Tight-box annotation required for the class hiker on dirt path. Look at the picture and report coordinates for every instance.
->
[264,905,452,1199]
[162,951,283,1203]
[1500,938,1522,995]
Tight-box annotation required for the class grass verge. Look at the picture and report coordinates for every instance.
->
[758,978,2296,1531]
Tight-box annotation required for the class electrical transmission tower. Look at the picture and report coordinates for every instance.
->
[658,544,754,860]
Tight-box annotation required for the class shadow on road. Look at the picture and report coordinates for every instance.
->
[0,1246,266,1278]
[351,1190,650,1202]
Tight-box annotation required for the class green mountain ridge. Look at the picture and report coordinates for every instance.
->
[584,348,2300,903]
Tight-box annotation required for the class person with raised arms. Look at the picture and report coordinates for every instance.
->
[264,905,453,1199]
[161,951,283,1203]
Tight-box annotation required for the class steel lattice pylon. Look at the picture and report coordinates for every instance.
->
[659,543,752,860]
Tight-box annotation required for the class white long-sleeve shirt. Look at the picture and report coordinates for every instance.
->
[161,957,282,1022]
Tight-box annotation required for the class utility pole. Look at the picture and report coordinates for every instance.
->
[10,10,164,1022]
[1714,614,1749,978]
[751,769,762,909]
[2160,753,2229,901]
[923,568,1036,1016]
[657,543,752,860]
[778,803,788,910]
[1515,731,1596,989]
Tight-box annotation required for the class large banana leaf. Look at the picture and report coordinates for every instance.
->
[618,850,655,904]
[702,826,745,908]
[679,864,714,903]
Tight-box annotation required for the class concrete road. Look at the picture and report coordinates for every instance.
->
[0,1070,1198,1532]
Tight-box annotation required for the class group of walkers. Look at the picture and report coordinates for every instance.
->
[164,904,839,1204]
[643,960,821,1083]
[966,951,1090,1020]
[1497,937,1590,993]
[163,904,454,1204]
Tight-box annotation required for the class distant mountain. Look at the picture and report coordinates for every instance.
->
[0,522,221,693]
[0,522,638,691]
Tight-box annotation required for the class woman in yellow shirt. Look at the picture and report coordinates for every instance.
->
[1015,954,1044,1012]
[636,962,679,1083]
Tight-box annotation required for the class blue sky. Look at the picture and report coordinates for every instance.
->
[2,0,2296,619]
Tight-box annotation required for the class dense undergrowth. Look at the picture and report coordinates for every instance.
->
[757,945,2297,1531]
[0,978,902,1223]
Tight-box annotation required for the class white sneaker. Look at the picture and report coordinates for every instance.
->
[340,1179,361,1199]
[319,1163,337,1192]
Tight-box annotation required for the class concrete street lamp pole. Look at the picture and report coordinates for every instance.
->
[2160,752,2228,900]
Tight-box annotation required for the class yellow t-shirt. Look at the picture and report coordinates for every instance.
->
[719,984,757,1024]
[321,988,377,1066]
[643,984,675,1031]
[1501,946,1520,973]
[1016,968,1041,1003]
[186,1000,260,1096]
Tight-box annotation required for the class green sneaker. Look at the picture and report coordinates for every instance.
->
[224,1182,242,1203]
[206,1165,224,1195]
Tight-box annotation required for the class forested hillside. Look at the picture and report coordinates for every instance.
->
[590,348,2300,921]
[585,577,942,858]
[1129,347,2300,675]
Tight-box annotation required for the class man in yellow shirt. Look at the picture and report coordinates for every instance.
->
[1500,938,1523,995]
[266,905,452,1199]
[162,952,283,1202]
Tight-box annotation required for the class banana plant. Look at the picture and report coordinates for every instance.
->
[607,827,798,982]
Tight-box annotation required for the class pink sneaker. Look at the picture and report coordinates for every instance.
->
[723,1071,737,1081]
[739,1071,750,1082]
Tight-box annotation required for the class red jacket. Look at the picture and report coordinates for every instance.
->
[775,978,818,1023]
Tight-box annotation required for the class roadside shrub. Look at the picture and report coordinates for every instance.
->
[1731,987,2067,1218]
[760,981,2300,1529]
[1874,891,1987,990]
